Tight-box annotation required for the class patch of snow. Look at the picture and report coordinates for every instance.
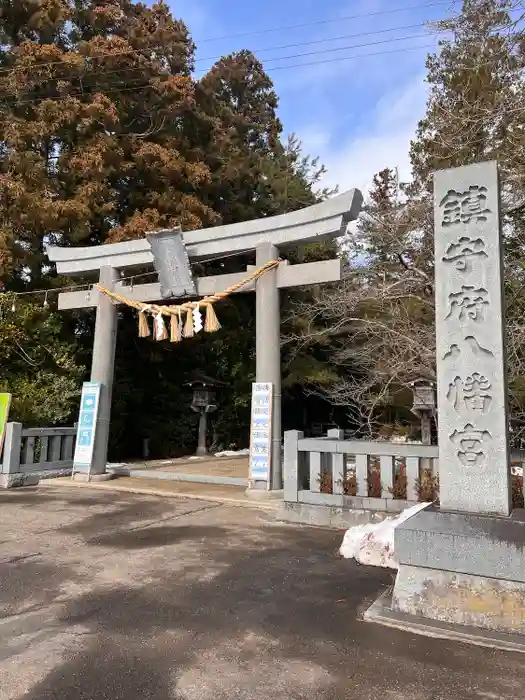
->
[188,456,204,460]
[106,463,127,468]
[512,465,523,477]
[339,502,430,569]
[214,449,250,457]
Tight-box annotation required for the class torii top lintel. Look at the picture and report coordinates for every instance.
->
[46,189,363,276]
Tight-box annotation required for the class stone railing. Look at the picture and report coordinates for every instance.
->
[1,422,77,488]
[280,429,525,527]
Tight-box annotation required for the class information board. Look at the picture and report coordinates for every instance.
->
[73,381,102,474]
[249,382,273,482]
[0,393,12,455]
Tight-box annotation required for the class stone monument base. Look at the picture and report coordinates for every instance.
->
[364,588,525,654]
[366,505,525,643]
[392,566,525,633]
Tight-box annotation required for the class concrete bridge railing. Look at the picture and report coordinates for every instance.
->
[1,422,76,488]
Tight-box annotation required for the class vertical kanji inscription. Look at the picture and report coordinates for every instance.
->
[434,161,510,515]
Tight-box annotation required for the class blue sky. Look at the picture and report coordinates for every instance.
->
[162,0,455,195]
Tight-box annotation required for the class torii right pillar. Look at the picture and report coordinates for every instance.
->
[370,161,525,645]
[255,242,282,491]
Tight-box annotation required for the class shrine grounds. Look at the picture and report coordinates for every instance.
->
[2,485,525,700]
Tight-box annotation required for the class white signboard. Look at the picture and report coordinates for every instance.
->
[249,382,273,482]
[73,381,102,474]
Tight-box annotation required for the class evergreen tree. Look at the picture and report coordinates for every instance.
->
[0,0,218,285]
[410,0,525,194]
[0,293,84,425]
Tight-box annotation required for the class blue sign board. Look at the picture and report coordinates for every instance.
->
[73,381,102,474]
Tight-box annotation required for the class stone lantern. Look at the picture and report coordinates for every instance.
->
[185,373,226,456]
[409,378,436,445]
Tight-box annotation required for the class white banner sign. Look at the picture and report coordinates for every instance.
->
[73,381,102,473]
[249,382,273,482]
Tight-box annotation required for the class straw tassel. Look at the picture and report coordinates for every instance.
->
[154,313,168,341]
[204,303,221,333]
[170,310,182,343]
[138,310,150,338]
[183,307,194,338]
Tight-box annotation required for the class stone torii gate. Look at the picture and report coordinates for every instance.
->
[47,190,363,490]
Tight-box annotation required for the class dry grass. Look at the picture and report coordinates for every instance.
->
[318,465,524,512]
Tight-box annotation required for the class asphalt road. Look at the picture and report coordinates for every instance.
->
[1,485,525,699]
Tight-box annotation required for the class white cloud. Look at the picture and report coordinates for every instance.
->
[301,73,428,197]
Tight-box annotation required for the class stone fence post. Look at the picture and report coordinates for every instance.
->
[283,430,303,502]
[1,422,22,487]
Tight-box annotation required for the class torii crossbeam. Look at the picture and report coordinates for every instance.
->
[47,189,363,490]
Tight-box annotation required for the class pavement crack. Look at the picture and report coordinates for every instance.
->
[118,502,224,533]
[87,502,224,542]
[0,553,42,565]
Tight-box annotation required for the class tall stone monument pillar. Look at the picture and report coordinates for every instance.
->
[367,162,525,643]
[434,160,511,515]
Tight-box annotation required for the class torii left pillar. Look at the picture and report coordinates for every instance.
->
[81,265,119,478]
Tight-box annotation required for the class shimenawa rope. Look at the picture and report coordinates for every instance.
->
[95,259,280,342]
